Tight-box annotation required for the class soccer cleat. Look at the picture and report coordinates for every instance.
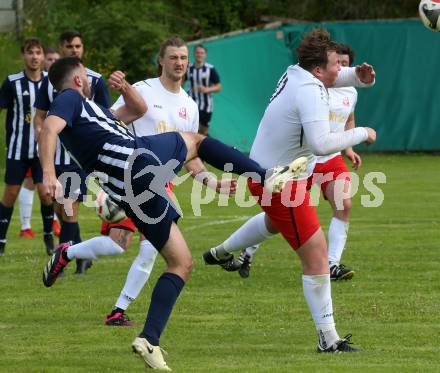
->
[105,310,133,326]
[132,336,171,371]
[238,253,252,279]
[317,334,362,353]
[330,264,354,281]
[44,233,55,256]
[52,220,61,237]
[203,248,235,270]
[0,242,5,257]
[264,156,308,193]
[74,259,93,275]
[42,243,71,287]
[19,228,36,239]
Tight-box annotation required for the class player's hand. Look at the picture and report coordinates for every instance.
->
[42,171,63,199]
[355,63,376,84]
[215,178,237,195]
[365,127,376,144]
[198,86,208,94]
[108,71,127,92]
[345,147,362,170]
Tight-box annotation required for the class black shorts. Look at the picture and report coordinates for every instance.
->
[5,158,42,185]
[55,163,89,202]
[117,132,188,251]
[199,110,212,127]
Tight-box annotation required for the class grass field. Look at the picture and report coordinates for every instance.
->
[0,154,439,372]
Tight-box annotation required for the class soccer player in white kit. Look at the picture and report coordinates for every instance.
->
[228,43,362,281]
[102,37,236,326]
[203,29,376,352]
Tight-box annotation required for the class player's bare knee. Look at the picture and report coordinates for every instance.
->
[109,228,133,251]
[179,132,205,161]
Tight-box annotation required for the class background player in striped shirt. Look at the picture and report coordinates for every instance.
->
[187,44,221,135]
[34,30,111,274]
[18,46,61,240]
[0,38,55,256]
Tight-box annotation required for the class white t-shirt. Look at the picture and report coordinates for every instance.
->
[316,87,358,164]
[112,78,199,136]
[250,64,367,176]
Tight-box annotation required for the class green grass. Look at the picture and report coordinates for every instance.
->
[0,154,439,372]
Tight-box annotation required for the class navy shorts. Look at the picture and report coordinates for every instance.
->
[56,163,88,202]
[5,158,43,185]
[118,132,188,251]
[199,110,212,127]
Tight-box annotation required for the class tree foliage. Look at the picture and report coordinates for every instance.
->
[22,0,420,81]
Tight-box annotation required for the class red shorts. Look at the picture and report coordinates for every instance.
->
[247,179,320,250]
[100,183,174,236]
[25,167,33,178]
[312,155,350,195]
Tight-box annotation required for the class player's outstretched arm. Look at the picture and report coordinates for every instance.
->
[109,71,147,124]
[38,115,66,198]
[334,65,376,88]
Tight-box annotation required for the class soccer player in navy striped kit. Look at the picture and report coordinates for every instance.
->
[39,56,303,370]
[34,30,111,273]
[0,38,55,257]
[187,44,221,135]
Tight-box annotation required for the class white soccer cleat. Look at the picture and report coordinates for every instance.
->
[132,337,172,371]
[264,156,308,193]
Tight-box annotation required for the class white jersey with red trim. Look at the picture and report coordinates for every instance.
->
[316,87,357,164]
[112,77,199,136]
[250,64,367,176]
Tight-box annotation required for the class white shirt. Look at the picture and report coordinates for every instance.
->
[112,78,199,136]
[250,65,368,176]
[316,87,358,164]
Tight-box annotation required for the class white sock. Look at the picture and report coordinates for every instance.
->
[66,236,124,260]
[19,187,34,230]
[327,217,349,266]
[115,240,158,310]
[215,213,274,258]
[302,274,340,349]
[243,244,260,262]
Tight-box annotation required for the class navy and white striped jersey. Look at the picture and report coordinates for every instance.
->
[35,67,111,166]
[48,89,135,200]
[187,63,220,113]
[0,71,46,160]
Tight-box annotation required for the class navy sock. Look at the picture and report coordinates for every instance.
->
[40,203,54,234]
[198,137,266,181]
[0,203,14,242]
[141,272,185,346]
[59,221,78,244]
[74,223,82,244]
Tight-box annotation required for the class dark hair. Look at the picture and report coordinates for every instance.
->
[158,36,187,58]
[44,47,59,55]
[59,30,82,44]
[296,28,337,71]
[194,44,207,52]
[21,37,43,53]
[48,56,82,91]
[336,43,355,66]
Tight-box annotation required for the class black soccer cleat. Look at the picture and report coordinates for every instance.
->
[42,243,71,287]
[0,242,5,257]
[317,334,362,353]
[44,233,55,256]
[74,259,93,275]
[238,253,252,279]
[330,263,354,281]
[203,248,234,270]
